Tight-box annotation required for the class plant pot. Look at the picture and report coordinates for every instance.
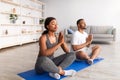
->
[39,19,44,24]
[10,19,16,24]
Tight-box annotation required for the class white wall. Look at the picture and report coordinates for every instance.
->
[40,0,120,41]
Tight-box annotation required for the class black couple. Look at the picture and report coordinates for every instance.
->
[35,17,100,79]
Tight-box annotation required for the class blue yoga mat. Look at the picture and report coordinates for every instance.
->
[18,58,103,80]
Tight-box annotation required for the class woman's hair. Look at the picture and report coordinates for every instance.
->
[42,17,56,35]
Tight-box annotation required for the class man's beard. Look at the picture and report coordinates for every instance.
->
[82,27,87,29]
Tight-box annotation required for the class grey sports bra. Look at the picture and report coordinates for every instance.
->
[39,34,58,59]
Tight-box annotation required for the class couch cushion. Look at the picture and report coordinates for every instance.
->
[66,34,72,38]
[106,27,114,34]
[93,34,114,38]
[91,26,113,34]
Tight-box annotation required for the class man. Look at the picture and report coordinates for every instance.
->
[71,19,101,65]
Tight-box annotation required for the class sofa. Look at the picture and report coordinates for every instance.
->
[64,26,116,42]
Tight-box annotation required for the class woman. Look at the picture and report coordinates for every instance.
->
[35,17,76,79]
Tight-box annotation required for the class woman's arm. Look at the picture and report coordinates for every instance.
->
[39,35,62,56]
[61,42,70,53]
[58,32,70,53]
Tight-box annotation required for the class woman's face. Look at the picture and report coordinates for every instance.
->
[48,19,58,32]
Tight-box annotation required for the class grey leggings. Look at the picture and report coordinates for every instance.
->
[35,52,76,74]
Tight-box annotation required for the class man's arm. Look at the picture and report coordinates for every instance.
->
[72,42,90,51]
[86,34,93,47]
[72,34,92,51]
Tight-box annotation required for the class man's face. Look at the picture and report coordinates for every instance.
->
[78,20,86,29]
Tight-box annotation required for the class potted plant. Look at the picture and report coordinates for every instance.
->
[39,18,44,24]
[9,14,18,23]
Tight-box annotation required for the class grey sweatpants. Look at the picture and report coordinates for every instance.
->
[35,52,76,74]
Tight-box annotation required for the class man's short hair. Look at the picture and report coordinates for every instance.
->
[76,19,84,25]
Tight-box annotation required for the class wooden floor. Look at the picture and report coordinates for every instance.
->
[0,42,120,80]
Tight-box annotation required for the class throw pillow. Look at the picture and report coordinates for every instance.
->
[107,28,113,34]
[67,28,74,34]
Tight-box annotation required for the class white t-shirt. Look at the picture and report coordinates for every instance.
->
[71,31,88,52]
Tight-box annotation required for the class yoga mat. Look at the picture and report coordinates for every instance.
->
[18,58,103,80]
